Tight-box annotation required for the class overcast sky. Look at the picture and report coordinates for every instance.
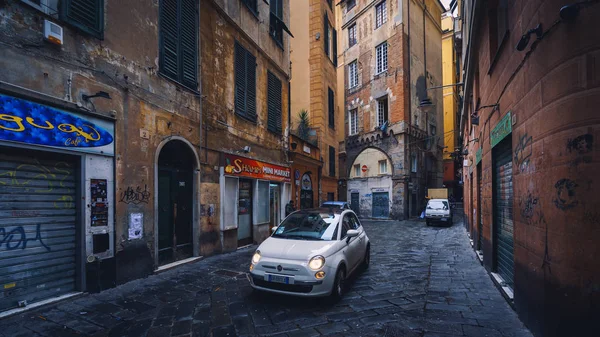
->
[440,0,452,10]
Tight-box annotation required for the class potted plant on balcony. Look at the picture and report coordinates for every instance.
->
[297,109,310,141]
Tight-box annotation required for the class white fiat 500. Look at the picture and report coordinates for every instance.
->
[247,208,370,299]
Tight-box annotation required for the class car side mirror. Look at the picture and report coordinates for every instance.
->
[345,229,359,243]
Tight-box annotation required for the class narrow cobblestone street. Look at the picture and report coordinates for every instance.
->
[0,218,532,337]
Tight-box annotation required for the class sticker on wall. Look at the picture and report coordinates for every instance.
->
[91,179,108,227]
[0,93,114,155]
[128,213,143,240]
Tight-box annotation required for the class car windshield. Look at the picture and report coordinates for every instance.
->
[272,212,339,241]
[427,200,449,210]
[320,203,341,209]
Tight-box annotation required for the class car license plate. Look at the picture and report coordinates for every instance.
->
[265,274,294,284]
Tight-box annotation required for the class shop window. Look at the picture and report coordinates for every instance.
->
[224,177,239,229]
[256,180,270,224]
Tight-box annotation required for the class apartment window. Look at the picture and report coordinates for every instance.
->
[375,1,387,29]
[159,0,198,90]
[234,42,257,121]
[349,108,358,135]
[377,96,388,126]
[324,13,337,65]
[347,0,356,11]
[375,42,388,74]
[327,192,335,201]
[269,0,291,48]
[329,146,336,177]
[348,24,357,47]
[354,164,360,177]
[328,87,335,128]
[411,154,418,173]
[488,0,509,69]
[267,71,282,134]
[379,160,387,174]
[348,60,358,89]
[241,0,258,16]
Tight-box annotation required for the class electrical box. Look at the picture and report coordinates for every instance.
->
[44,19,63,46]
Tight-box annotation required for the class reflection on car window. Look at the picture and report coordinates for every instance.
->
[427,200,449,210]
[349,213,360,229]
[272,212,338,241]
[341,216,352,238]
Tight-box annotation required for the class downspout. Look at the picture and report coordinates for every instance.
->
[422,0,427,194]
[405,0,412,219]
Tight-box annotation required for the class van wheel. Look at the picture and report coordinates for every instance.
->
[331,267,346,301]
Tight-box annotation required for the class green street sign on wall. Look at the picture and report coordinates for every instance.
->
[476,148,482,165]
[491,111,512,148]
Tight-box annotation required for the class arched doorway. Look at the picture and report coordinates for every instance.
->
[157,140,195,265]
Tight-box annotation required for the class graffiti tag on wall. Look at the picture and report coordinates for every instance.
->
[120,185,151,204]
[0,224,51,251]
[514,133,533,173]
[519,193,539,223]
[553,179,578,210]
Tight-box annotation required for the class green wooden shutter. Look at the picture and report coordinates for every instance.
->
[324,13,329,56]
[234,42,247,117]
[180,0,198,89]
[61,0,104,39]
[328,88,334,128]
[267,71,282,134]
[332,29,337,66]
[160,0,180,82]
[246,52,257,120]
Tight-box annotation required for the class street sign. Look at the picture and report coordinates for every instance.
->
[361,165,368,173]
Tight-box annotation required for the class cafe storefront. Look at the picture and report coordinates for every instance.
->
[220,154,290,248]
[0,92,115,312]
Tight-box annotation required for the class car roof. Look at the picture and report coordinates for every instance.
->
[428,198,449,202]
[295,207,345,215]
[321,201,347,205]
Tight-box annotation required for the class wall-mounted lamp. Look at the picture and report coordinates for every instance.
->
[560,3,581,22]
[82,91,111,101]
[516,24,543,51]
[290,142,298,150]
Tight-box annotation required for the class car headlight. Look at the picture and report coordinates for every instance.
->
[252,250,261,264]
[308,256,325,270]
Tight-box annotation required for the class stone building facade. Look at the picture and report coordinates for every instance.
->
[458,0,600,335]
[199,0,292,251]
[0,0,204,312]
[336,0,445,219]
[290,0,342,206]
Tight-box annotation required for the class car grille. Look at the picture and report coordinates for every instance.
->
[252,277,313,293]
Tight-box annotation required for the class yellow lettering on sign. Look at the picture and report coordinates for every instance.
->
[0,114,25,132]
[26,116,54,130]
[4,282,16,289]
[58,124,100,142]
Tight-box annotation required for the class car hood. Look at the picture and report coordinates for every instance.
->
[258,237,337,260]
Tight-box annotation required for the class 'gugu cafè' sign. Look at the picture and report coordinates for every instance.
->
[0,93,114,155]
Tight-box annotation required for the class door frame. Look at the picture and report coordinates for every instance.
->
[154,137,200,269]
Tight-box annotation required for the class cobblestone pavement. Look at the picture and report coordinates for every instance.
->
[0,218,533,337]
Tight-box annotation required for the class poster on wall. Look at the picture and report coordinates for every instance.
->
[91,179,108,227]
[128,213,143,240]
[301,174,312,190]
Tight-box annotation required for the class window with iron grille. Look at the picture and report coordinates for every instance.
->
[328,87,335,128]
[347,0,356,11]
[159,0,198,90]
[375,1,387,29]
[267,71,282,134]
[329,146,336,177]
[349,108,358,135]
[375,42,388,74]
[348,24,357,47]
[234,42,257,121]
[377,96,388,126]
[348,60,358,89]
[241,0,258,16]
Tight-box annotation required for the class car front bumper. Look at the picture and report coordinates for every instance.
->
[247,258,336,297]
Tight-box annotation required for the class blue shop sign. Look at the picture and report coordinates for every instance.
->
[0,93,114,155]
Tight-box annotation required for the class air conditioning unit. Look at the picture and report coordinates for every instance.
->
[44,19,63,46]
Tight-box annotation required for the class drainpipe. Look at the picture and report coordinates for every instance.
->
[405,0,412,219]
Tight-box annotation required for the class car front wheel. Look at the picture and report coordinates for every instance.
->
[362,245,370,270]
[331,267,346,301]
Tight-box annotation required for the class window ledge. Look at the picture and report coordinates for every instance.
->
[158,72,200,95]
[235,112,258,124]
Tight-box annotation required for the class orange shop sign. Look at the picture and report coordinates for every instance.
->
[223,154,291,182]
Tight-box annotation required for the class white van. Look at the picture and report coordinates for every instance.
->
[425,198,453,226]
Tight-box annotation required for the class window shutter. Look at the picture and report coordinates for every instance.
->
[180,0,198,89]
[246,52,257,119]
[234,43,247,116]
[61,0,104,39]
[267,72,282,134]
[159,0,179,80]
[332,29,337,66]
[329,146,336,177]
[328,88,334,128]
[324,13,329,56]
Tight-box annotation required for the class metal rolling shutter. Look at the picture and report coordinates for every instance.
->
[0,152,77,311]
[493,139,514,287]
[478,165,483,250]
